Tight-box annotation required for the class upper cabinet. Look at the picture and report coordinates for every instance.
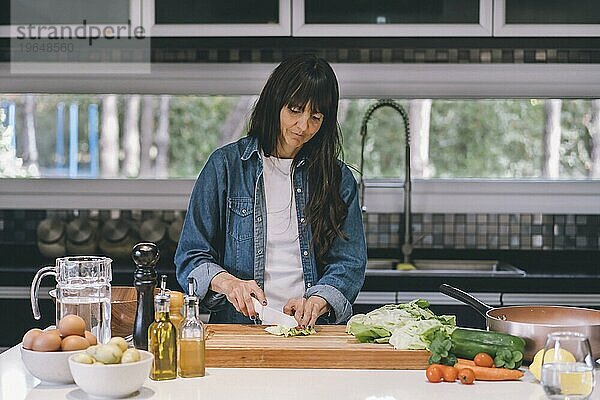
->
[1,0,597,39]
[0,0,143,37]
[494,0,600,37]
[145,0,291,36]
[292,0,493,37]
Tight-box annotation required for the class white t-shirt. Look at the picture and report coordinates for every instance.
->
[260,152,305,321]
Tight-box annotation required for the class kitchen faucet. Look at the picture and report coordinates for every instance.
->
[358,99,413,265]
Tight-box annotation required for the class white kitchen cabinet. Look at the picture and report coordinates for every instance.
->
[494,0,600,37]
[292,0,493,37]
[0,0,143,38]
[144,0,291,37]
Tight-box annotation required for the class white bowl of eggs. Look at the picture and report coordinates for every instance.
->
[20,315,97,384]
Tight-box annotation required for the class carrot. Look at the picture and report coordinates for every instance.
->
[454,363,524,381]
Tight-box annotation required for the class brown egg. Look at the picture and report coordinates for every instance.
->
[61,335,90,351]
[22,328,43,349]
[45,328,61,337]
[32,331,62,352]
[58,315,86,337]
[84,331,97,346]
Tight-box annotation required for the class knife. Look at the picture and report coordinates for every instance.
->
[251,297,298,328]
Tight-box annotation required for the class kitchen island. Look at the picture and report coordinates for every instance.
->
[2,345,596,400]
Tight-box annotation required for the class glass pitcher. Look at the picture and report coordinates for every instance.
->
[30,256,113,344]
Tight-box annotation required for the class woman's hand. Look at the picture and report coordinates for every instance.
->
[283,296,329,328]
[210,272,267,318]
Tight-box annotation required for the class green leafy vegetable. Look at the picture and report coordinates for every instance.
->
[426,329,457,366]
[346,299,456,351]
[494,348,524,369]
[347,324,392,343]
[264,325,316,337]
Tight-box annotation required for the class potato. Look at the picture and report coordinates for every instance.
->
[108,336,128,352]
[120,348,141,364]
[93,344,123,364]
[86,344,99,356]
[72,353,95,364]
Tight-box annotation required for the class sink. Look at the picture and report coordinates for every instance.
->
[366,259,526,277]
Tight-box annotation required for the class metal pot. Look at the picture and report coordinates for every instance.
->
[440,284,600,362]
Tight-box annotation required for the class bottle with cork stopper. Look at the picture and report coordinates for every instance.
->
[148,275,177,381]
[178,277,205,378]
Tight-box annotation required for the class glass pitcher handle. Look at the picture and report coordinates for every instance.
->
[30,265,56,320]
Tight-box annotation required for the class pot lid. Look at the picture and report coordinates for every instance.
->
[102,219,131,243]
[66,218,94,244]
[37,217,65,243]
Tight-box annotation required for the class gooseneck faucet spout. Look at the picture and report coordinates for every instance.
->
[359,99,413,264]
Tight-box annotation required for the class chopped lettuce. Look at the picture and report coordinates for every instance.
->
[346,299,456,351]
[265,325,317,337]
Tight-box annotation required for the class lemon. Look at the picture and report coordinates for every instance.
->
[529,348,576,381]
[559,369,594,396]
[395,263,416,271]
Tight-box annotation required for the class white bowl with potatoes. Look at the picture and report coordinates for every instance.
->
[20,315,98,384]
[68,339,153,398]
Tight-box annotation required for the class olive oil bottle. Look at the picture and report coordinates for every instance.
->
[178,277,206,378]
[148,275,177,380]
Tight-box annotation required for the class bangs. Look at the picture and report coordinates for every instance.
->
[286,74,336,117]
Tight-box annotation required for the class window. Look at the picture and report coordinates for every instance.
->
[342,98,597,180]
[1,94,597,180]
[0,94,244,179]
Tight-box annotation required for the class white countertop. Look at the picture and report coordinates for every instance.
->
[1,345,597,400]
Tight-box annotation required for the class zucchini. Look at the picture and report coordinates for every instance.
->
[450,328,526,367]
[451,328,526,355]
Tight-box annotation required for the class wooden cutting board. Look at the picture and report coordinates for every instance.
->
[205,324,430,370]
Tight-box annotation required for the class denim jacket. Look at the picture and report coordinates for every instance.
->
[175,136,367,324]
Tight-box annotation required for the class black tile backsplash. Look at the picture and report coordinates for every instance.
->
[0,209,45,243]
[4,36,595,64]
[1,209,598,251]
[150,46,600,64]
[362,212,599,251]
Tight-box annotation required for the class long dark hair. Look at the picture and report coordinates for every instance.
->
[248,54,348,265]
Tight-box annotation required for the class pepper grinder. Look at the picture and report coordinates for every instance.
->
[132,242,159,350]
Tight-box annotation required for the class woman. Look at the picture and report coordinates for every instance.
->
[175,54,366,328]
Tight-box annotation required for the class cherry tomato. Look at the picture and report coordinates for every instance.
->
[473,352,494,368]
[458,368,475,385]
[442,365,458,382]
[426,365,443,383]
